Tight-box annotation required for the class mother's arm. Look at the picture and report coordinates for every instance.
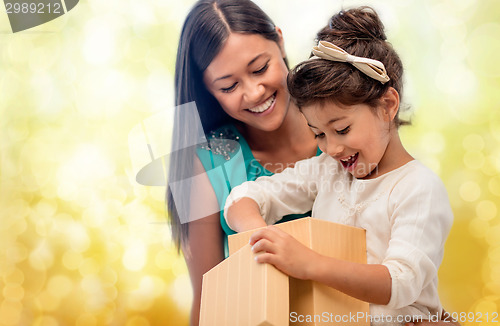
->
[181,156,225,326]
[182,213,224,326]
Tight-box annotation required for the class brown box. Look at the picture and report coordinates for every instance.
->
[200,217,369,326]
[199,243,289,326]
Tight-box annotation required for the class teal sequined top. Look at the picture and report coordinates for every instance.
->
[196,124,321,257]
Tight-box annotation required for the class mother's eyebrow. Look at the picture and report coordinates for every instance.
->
[212,53,267,83]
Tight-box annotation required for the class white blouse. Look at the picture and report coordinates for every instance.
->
[224,153,453,324]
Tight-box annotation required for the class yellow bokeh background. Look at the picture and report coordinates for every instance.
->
[0,0,499,325]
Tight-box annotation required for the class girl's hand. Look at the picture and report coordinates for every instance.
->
[249,225,321,280]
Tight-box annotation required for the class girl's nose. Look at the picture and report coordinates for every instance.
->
[326,139,344,158]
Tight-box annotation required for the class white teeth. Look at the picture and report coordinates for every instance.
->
[341,153,357,162]
[247,94,275,113]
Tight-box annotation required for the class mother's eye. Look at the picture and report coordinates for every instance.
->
[221,83,237,93]
[253,61,269,74]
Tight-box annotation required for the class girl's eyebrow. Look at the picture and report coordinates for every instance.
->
[308,117,346,129]
[212,54,266,83]
[327,117,346,125]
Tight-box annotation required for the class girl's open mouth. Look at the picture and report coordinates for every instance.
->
[340,152,359,170]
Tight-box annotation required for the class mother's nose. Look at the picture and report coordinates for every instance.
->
[242,80,266,105]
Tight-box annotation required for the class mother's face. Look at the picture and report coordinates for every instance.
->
[203,32,290,132]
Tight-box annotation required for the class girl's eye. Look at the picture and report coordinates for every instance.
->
[221,83,237,93]
[253,62,269,74]
[314,133,325,139]
[336,126,350,135]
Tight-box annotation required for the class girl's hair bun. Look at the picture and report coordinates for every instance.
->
[319,6,386,42]
[288,6,408,127]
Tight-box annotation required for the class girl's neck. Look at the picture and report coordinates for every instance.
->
[238,104,313,153]
[364,128,413,180]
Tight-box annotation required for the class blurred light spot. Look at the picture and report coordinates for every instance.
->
[29,41,60,73]
[147,71,174,111]
[130,0,156,26]
[491,150,500,174]
[33,315,59,326]
[463,134,485,152]
[30,73,57,115]
[491,115,500,143]
[469,218,488,238]
[62,251,83,270]
[467,23,500,77]
[81,275,109,310]
[29,241,54,271]
[7,121,30,142]
[3,268,25,285]
[169,274,192,312]
[482,158,498,176]
[489,176,500,197]
[82,17,117,65]
[33,200,58,218]
[486,225,500,247]
[474,299,498,314]
[490,246,500,263]
[140,275,166,298]
[463,151,485,170]
[36,291,60,312]
[47,275,73,299]
[125,315,150,326]
[57,144,115,194]
[490,264,500,283]
[66,223,91,253]
[155,250,173,270]
[101,267,118,285]
[127,290,154,312]
[122,240,147,271]
[435,60,477,98]
[0,301,23,325]
[420,132,446,154]
[79,258,101,276]
[476,200,497,221]
[11,217,28,237]
[6,243,28,264]
[459,181,481,202]
[3,283,25,301]
[75,314,97,326]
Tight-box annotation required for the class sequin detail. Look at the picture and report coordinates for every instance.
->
[199,128,240,160]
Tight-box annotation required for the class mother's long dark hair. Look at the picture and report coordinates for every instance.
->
[168,0,286,251]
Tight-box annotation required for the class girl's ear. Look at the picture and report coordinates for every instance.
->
[275,26,287,59]
[380,87,400,122]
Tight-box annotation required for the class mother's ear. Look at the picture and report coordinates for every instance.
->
[275,26,287,59]
[380,87,400,122]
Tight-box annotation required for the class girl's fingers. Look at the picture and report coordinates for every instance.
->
[254,252,277,265]
[249,226,281,245]
[251,238,274,254]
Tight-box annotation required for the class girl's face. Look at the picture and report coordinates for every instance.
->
[203,32,290,132]
[301,90,403,179]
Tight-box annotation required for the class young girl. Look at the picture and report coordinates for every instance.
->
[225,7,453,325]
[168,1,318,324]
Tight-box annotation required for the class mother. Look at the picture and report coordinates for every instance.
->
[167,1,455,326]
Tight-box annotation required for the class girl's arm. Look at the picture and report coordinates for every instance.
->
[249,226,392,305]
[226,197,267,232]
[224,155,327,232]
